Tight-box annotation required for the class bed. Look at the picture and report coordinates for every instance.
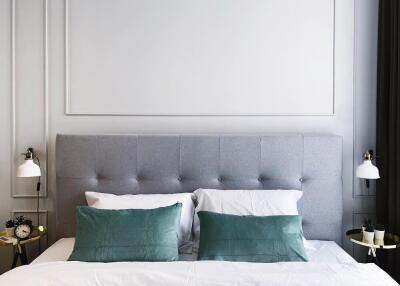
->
[0,134,397,285]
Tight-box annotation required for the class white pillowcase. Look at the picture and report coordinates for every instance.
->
[85,191,195,254]
[194,188,302,215]
[192,188,311,251]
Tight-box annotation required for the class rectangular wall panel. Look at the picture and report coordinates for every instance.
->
[12,0,47,197]
[12,210,48,228]
[353,0,379,197]
[66,0,335,115]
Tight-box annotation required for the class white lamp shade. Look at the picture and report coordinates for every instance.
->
[16,159,41,177]
[356,160,380,179]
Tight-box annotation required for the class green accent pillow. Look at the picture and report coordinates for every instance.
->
[197,211,308,262]
[68,203,182,262]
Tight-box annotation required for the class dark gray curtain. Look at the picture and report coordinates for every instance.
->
[376,0,400,282]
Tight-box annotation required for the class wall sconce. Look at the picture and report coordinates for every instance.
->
[356,150,380,188]
[16,147,43,234]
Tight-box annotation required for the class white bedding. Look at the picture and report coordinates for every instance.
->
[1,259,397,285]
[1,239,397,285]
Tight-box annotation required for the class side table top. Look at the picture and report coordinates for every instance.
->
[0,227,47,247]
[346,228,400,249]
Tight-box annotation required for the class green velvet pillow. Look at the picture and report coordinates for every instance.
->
[68,203,182,262]
[197,211,307,262]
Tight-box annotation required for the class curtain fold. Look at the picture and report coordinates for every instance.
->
[376,0,400,282]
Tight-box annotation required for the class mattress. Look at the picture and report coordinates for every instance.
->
[32,238,356,264]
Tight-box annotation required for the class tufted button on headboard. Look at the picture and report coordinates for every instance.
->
[56,134,343,244]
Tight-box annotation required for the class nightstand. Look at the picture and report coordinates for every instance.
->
[346,228,400,263]
[0,226,47,269]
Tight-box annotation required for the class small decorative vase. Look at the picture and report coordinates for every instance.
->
[5,227,15,237]
[374,229,385,246]
[363,231,374,244]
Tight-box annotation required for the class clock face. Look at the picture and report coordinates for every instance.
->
[14,224,31,240]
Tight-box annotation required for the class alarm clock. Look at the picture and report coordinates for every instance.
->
[14,222,32,240]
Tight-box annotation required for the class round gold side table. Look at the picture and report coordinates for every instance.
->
[346,228,400,263]
[0,226,47,269]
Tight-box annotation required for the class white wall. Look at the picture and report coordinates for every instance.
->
[0,0,378,271]
[66,0,334,115]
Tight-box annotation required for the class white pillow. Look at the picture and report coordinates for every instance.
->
[192,189,310,251]
[194,188,302,215]
[85,191,195,254]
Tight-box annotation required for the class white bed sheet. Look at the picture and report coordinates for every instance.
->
[32,238,356,264]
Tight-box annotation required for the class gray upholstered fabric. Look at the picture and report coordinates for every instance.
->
[56,134,343,244]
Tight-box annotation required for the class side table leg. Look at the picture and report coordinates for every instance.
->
[366,247,378,264]
[19,244,28,265]
[11,251,18,269]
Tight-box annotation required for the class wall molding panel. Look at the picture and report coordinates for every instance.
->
[65,0,336,116]
[10,0,48,198]
[0,0,378,268]
[11,210,48,227]
[352,0,379,198]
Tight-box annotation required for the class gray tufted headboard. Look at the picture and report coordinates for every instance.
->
[56,134,343,244]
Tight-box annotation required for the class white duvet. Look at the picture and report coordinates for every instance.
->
[0,260,397,286]
[0,239,397,285]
